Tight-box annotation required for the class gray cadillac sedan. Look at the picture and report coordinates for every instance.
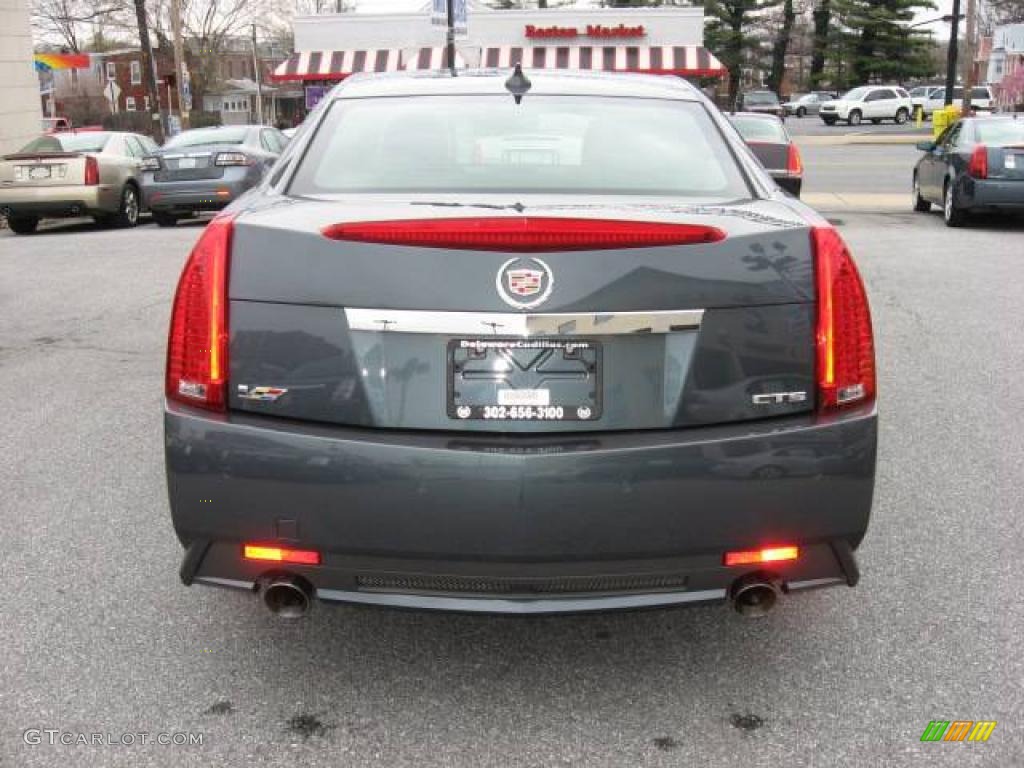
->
[165,70,877,619]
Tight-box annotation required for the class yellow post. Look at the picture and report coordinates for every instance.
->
[914,106,923,128]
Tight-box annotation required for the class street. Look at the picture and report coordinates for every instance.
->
[2,141,1023,767]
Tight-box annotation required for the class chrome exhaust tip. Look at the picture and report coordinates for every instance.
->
[730,574,781,618]
[260,574,313,620]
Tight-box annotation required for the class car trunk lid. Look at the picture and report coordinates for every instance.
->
[0,151,90,187]
[225,196,818,432]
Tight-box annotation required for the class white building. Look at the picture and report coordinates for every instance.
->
[272,5,720,110]
[987,23,1024,109]
[0,0,42,154]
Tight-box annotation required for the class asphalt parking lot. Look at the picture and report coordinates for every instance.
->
[1,141,1022,767]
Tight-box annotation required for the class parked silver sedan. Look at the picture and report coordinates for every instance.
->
[0,131,155,234]
[140,125,288,227]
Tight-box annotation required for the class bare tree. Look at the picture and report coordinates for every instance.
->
[32,0,125,51]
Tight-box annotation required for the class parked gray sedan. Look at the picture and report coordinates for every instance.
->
[164,70,877,619]
[141,125,288,226]
[913,116,1024,226]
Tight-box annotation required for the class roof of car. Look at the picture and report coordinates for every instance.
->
[332,69,702,101]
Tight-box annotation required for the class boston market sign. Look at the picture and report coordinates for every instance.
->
[524,24,646,40]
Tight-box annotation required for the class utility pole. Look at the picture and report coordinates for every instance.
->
[171,0,189,130]
[961,0,977,114]
[446,0,456,75]
[944,0,962,106]
[133,0,167,142]
[252,24,265,124]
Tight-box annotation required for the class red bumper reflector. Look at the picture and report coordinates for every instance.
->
[321,217,726,252]
[724,546,799,567]
[243,545,321,566]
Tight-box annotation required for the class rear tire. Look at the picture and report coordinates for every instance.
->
[152,211,179,228]
[912,173,930,212]
[796,107,806,118]
[943,180,968,227]
[6,215,39,235]
[895,108,909,125]
[848,110,862,126]
[112,185,140,228]
[822,116,837,126]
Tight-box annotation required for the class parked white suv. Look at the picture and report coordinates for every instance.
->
[819,86,913,126]
[920,86,994,117]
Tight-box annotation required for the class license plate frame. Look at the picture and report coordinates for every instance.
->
[447,338,602,422]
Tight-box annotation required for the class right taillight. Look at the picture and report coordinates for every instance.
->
[165,214,235,412]
[812,226,875,411]
[84,156,99,186]
[786,143,803,176]
[968,144,988,179]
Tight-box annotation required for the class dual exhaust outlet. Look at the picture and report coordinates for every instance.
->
[256,571,782,619]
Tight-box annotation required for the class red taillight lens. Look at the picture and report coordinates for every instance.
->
[724,546,800,566]
[84,156,99,186]
[321,217,726,252]
[787,143,803,175]
[968,144,988,179]
[243,545,321,566]
[165,214,234,411]
[812,226,875,411]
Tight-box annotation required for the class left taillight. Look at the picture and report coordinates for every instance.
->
[165,214,235,412]
[787,143,803,176]
[84,156,99,186]
[812,226,876,412]
[968,145,988,179]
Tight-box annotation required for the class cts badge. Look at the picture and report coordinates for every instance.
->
[237,385,288,402]
[496,257,553,309]
[752,391,807,405]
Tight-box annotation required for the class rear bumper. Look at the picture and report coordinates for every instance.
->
[143,175,251,212]
[963,178,1024,210]
[0,185,115,216]
[166,403,876,613]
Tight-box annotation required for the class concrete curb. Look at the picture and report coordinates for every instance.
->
[794,133,931,147]
[802,192,911,213]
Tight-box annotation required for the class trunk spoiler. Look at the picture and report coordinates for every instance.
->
[1,151,83,161]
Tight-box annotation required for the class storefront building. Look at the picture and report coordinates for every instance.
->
[271,6,722,113]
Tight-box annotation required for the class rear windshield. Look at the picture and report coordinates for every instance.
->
[974,120,1024,145]
[743,92,779,106]
[18,133,110,153]
[289,95,750,198]
[730,116,787,143]
[165,126,249,148]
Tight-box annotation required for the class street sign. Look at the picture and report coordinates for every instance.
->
[431,0,467,36]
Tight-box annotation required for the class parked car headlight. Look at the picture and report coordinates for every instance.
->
[215,152,253,167]
[140,157,161,171]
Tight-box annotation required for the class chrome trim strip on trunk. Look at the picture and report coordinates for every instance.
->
[344,308,704,336]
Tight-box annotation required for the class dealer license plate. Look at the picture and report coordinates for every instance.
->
[447,338,601,421]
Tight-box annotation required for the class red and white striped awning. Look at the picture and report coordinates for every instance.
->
[480,45,724,77]
[272,47,468,82]
[271,49,403,82]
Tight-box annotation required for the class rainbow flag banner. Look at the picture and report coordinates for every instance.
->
[34,53,91,72]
